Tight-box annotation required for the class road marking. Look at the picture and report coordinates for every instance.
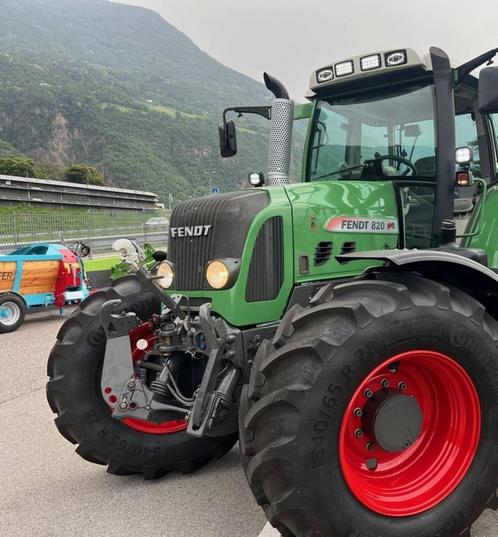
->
[258,523,280,537]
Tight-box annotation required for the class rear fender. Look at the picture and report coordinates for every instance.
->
[338,249,498,318]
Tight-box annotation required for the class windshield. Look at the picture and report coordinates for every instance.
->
[309,84,437,181]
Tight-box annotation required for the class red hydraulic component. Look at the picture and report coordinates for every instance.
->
[105,322,188,435]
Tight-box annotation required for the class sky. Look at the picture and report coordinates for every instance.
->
[117,0,498,98]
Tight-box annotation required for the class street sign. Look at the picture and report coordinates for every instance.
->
[211,187,220,195]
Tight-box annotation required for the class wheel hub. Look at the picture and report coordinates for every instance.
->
[339,350,481,517]
[365,391,423,453]
[0,302,20,325]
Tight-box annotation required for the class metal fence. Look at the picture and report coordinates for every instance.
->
[0,209,169,257]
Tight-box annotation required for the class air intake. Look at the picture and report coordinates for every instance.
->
[340,242,357,255]
[314,242,333,266]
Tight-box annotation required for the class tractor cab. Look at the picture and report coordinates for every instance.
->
[304,48,497,254]
[220,47,498,277]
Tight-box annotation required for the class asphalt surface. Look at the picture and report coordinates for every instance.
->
[1,309,498,537]
[0,309,265,537]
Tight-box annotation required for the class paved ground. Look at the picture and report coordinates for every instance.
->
[1,309,497,537]
[0,309,265,537]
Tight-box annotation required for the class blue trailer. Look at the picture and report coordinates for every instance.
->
[0,243,90,333]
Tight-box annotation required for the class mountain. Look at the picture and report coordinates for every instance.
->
[0,0,286,202]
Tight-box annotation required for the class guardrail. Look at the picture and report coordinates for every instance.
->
[0,209,169,256]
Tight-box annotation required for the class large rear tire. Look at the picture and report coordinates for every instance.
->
[239,273,498,537]
[47,275,237,479]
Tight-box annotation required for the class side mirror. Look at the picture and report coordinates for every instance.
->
[248,172,265,187]
[404,124,422,138]
[219,120,237,158]
[478,67,498,114]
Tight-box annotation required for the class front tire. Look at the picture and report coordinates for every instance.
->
[47,275,237,479]
[239,273,498,537]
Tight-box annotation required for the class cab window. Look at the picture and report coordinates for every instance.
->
[309,84,437,181]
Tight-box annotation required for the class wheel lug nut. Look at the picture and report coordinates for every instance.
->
[381,378,390,389]
[119,401,128,410]
[366,458,378,471]
[353,408,363,418]
[364,389,373,398]
[355,428,364,439]
[127,381,136,389]
[398,381,407,391]
[403,440,412,449]
[366,442,375,452]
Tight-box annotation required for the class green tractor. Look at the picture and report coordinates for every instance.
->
[48,47,498,536]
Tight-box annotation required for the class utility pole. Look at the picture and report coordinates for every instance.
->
[203,170,216,194]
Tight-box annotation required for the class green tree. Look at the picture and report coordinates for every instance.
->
[0,156,39,177]
[64,164,105,186]
[0,139,23,158]
[37,162,66,181]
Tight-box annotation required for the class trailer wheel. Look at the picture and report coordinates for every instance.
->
[239,273,498,537]
[47,275,237,479]
[0,294,26,333]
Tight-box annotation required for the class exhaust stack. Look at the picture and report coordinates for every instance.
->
[264,73,294,186]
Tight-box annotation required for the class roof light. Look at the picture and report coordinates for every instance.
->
[317,68,334,83]
[455,146,473,166]
[385,50,407,67]
[360,54,381,71]
[335,60,354,77]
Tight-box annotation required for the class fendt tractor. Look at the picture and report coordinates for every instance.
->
[48,47,498,536]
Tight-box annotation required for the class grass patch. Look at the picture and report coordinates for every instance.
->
[84,257,120,271]
[147,104,204,119]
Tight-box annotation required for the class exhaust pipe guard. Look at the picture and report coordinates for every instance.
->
[264,73,294,186]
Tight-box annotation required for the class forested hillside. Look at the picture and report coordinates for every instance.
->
[0,0,297,201]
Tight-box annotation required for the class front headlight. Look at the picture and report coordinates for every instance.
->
[206,260,230,290]
[206,258,240,290]
[156,261,174,289]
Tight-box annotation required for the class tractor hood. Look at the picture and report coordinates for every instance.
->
[167,188,293,327]
[168,190,270,291]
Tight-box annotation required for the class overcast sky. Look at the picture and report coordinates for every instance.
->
[117,0,498,98]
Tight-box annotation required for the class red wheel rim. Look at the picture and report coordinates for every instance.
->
[105,321,188,435]
[339,350,481,517]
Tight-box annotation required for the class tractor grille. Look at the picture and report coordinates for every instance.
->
[246,216,284,302]
[169,191,269,291]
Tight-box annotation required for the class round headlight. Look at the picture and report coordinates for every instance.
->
[206,260,230,290]
[156,261,174,289]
